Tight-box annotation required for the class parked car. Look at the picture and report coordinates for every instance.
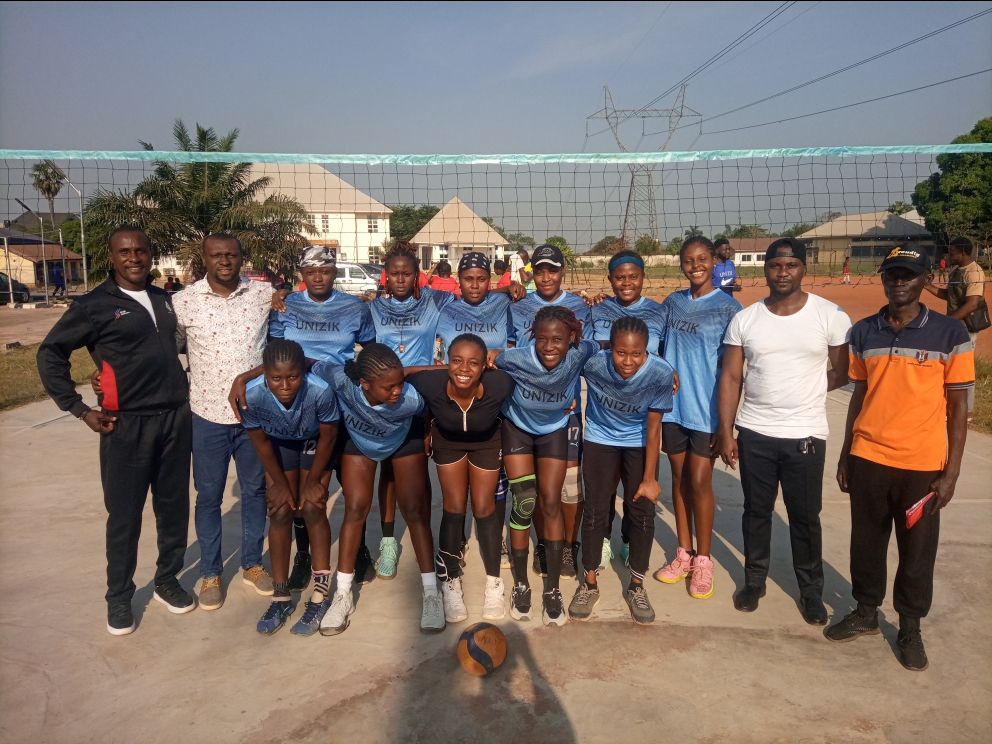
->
[0,272,31,303]
[336,262,378,296]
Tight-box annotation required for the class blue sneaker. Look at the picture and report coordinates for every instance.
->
[290,598,331,636]
[256,600,293,635]
[620,541,630,567]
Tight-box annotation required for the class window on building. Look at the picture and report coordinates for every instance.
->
[367,216,378,233]
[306,213,315,229]
[740,254,752,262]
[321,214,329,231]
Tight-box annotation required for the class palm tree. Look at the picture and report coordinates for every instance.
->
[31,162,64,231]
[86,120,315,278]
[684,225,703,238]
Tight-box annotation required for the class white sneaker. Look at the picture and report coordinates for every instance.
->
[482,576,505,620]
[441,577,468,623]
[421,587,446,633]
[318,590,354,636]
[599,537,613,570]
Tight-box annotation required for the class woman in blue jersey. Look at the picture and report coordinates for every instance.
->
[312,343,445,636]
[269,245,378,592]
[507,244,595,582]
[405,333,516,623]
[591,249,669,569]
[496,305,598,626]
[652,236,742,600]
[568,317,674,625]
[368,241,456,580]
[238,340,341,637]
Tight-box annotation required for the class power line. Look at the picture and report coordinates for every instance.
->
[706,6,992,123]
[607,2,673,85]
[698,67,992,136]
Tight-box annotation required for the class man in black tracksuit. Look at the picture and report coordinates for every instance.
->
[38,227,196,635]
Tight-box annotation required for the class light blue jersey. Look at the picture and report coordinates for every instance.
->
[592,296,666,356]
[582,350,674,448]
[659,288,743,433]
[268,290,375,364]
[436,292,512,361]
[507,290,594,347]
[369,287,456,366]
[496,339,598,435]
[240,372,340,441]
[315,362,426,461]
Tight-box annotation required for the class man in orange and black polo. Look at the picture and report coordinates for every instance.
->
[828,246,974,672]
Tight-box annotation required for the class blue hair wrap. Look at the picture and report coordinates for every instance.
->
[609,254,645,273]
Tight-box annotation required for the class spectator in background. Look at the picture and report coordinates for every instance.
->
[494,259,510,288]
[164,276,175,293]
[428,260,461,296]
[713,238,741,294]
[509,248,531,286]
[830,246,973,671]
[924,237,987,420]
[938,255,947,283]
[172,278,184,293]
[842,257,852,285]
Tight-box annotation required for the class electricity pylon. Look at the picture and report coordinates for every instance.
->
[588,85,700,244]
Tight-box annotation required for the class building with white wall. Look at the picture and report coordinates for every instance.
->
[410,197,507,268]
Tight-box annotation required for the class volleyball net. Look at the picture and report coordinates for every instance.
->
[2,145,990,294]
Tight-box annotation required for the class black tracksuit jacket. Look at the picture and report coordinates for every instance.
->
[37,277,188,416]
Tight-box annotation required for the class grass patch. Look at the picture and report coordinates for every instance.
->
[971,357,992,436]
[0,342,96,412]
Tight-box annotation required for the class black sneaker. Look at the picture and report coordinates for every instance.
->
[542,588,566,626]
[560,542,578,579]
[354,544,377,585]
[825,610,880,643]
[153,582,197,614]
[288,551,312,592]
[532,543,547,578]
[107,602,135,636]
[897,629,929,671]
[510,584,532,621]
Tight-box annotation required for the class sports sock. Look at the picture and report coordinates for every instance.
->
[475,512,502,577]
[336,571,354,595]
[494,496,507,529]
[627,580,642,593]
[510,546,530,587]
[359,520,367,549]
[273,580,291,600]
[294,518,310,554]
[438,510,464,580]
[421,572,437,591]
[311,570,331,603]
[543,539,564,592]
[381,520,395,539]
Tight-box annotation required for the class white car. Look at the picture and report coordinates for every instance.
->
[334,262,378,297]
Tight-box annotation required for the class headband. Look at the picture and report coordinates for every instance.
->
[608,254,645,273]
[299,245,337,267]
[458,251,491,275]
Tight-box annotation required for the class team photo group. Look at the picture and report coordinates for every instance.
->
[35,226,975,674]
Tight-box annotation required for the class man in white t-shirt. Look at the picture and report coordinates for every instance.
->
[717,237,852,625]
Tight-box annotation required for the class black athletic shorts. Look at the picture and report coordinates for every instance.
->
[502,417,569,461]
[661,422,713,457]
[341,418,426,460]
[271,436,336,472]
[431,423,502,471]
[566,412,583,463]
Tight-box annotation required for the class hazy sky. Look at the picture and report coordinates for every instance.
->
[2,1,990,154]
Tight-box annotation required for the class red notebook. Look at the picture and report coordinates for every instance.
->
[906,492,935,529]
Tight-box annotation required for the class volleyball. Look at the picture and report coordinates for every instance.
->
[456,622,507,676]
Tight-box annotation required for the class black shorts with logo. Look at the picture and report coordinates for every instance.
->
[502,417,569,461]
[661,422,713,458]
[431,423,503,471]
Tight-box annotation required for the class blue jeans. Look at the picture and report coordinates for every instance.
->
[192,414,267,578]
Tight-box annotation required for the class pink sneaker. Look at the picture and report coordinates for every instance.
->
[653,547,693,584]
[689,555,714,599]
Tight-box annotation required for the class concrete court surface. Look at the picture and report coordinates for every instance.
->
[0,386,990,744]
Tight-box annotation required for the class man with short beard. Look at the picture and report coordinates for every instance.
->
[38,226,195,635]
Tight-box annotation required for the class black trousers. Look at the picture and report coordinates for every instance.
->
[100,404,192,604]
[848,455,941,619]
[581,440,654,579]
[737,427,825,599]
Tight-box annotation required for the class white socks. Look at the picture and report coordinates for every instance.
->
[336,571,354,595]
[421,572,438,591]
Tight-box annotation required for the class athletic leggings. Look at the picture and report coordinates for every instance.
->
[581,440,655,580]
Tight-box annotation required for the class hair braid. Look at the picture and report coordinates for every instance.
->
[343,342,403,383]
[609,315,650,347]
[263,338,305,370]
[531,305,582,347]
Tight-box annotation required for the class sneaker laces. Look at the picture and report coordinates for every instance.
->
[574,584,594,604]
[544,588,563,612]
[380,540,398,562]
[261,601,288,621]
[629,587,651,612]
[201,576,221,590]
[425,591,444,616]
[245,565,267,582]
[299,600,322,623]
[513,584,531,605]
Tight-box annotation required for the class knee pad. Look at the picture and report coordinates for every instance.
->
[561,465,583,504]
[509,475,537,530]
